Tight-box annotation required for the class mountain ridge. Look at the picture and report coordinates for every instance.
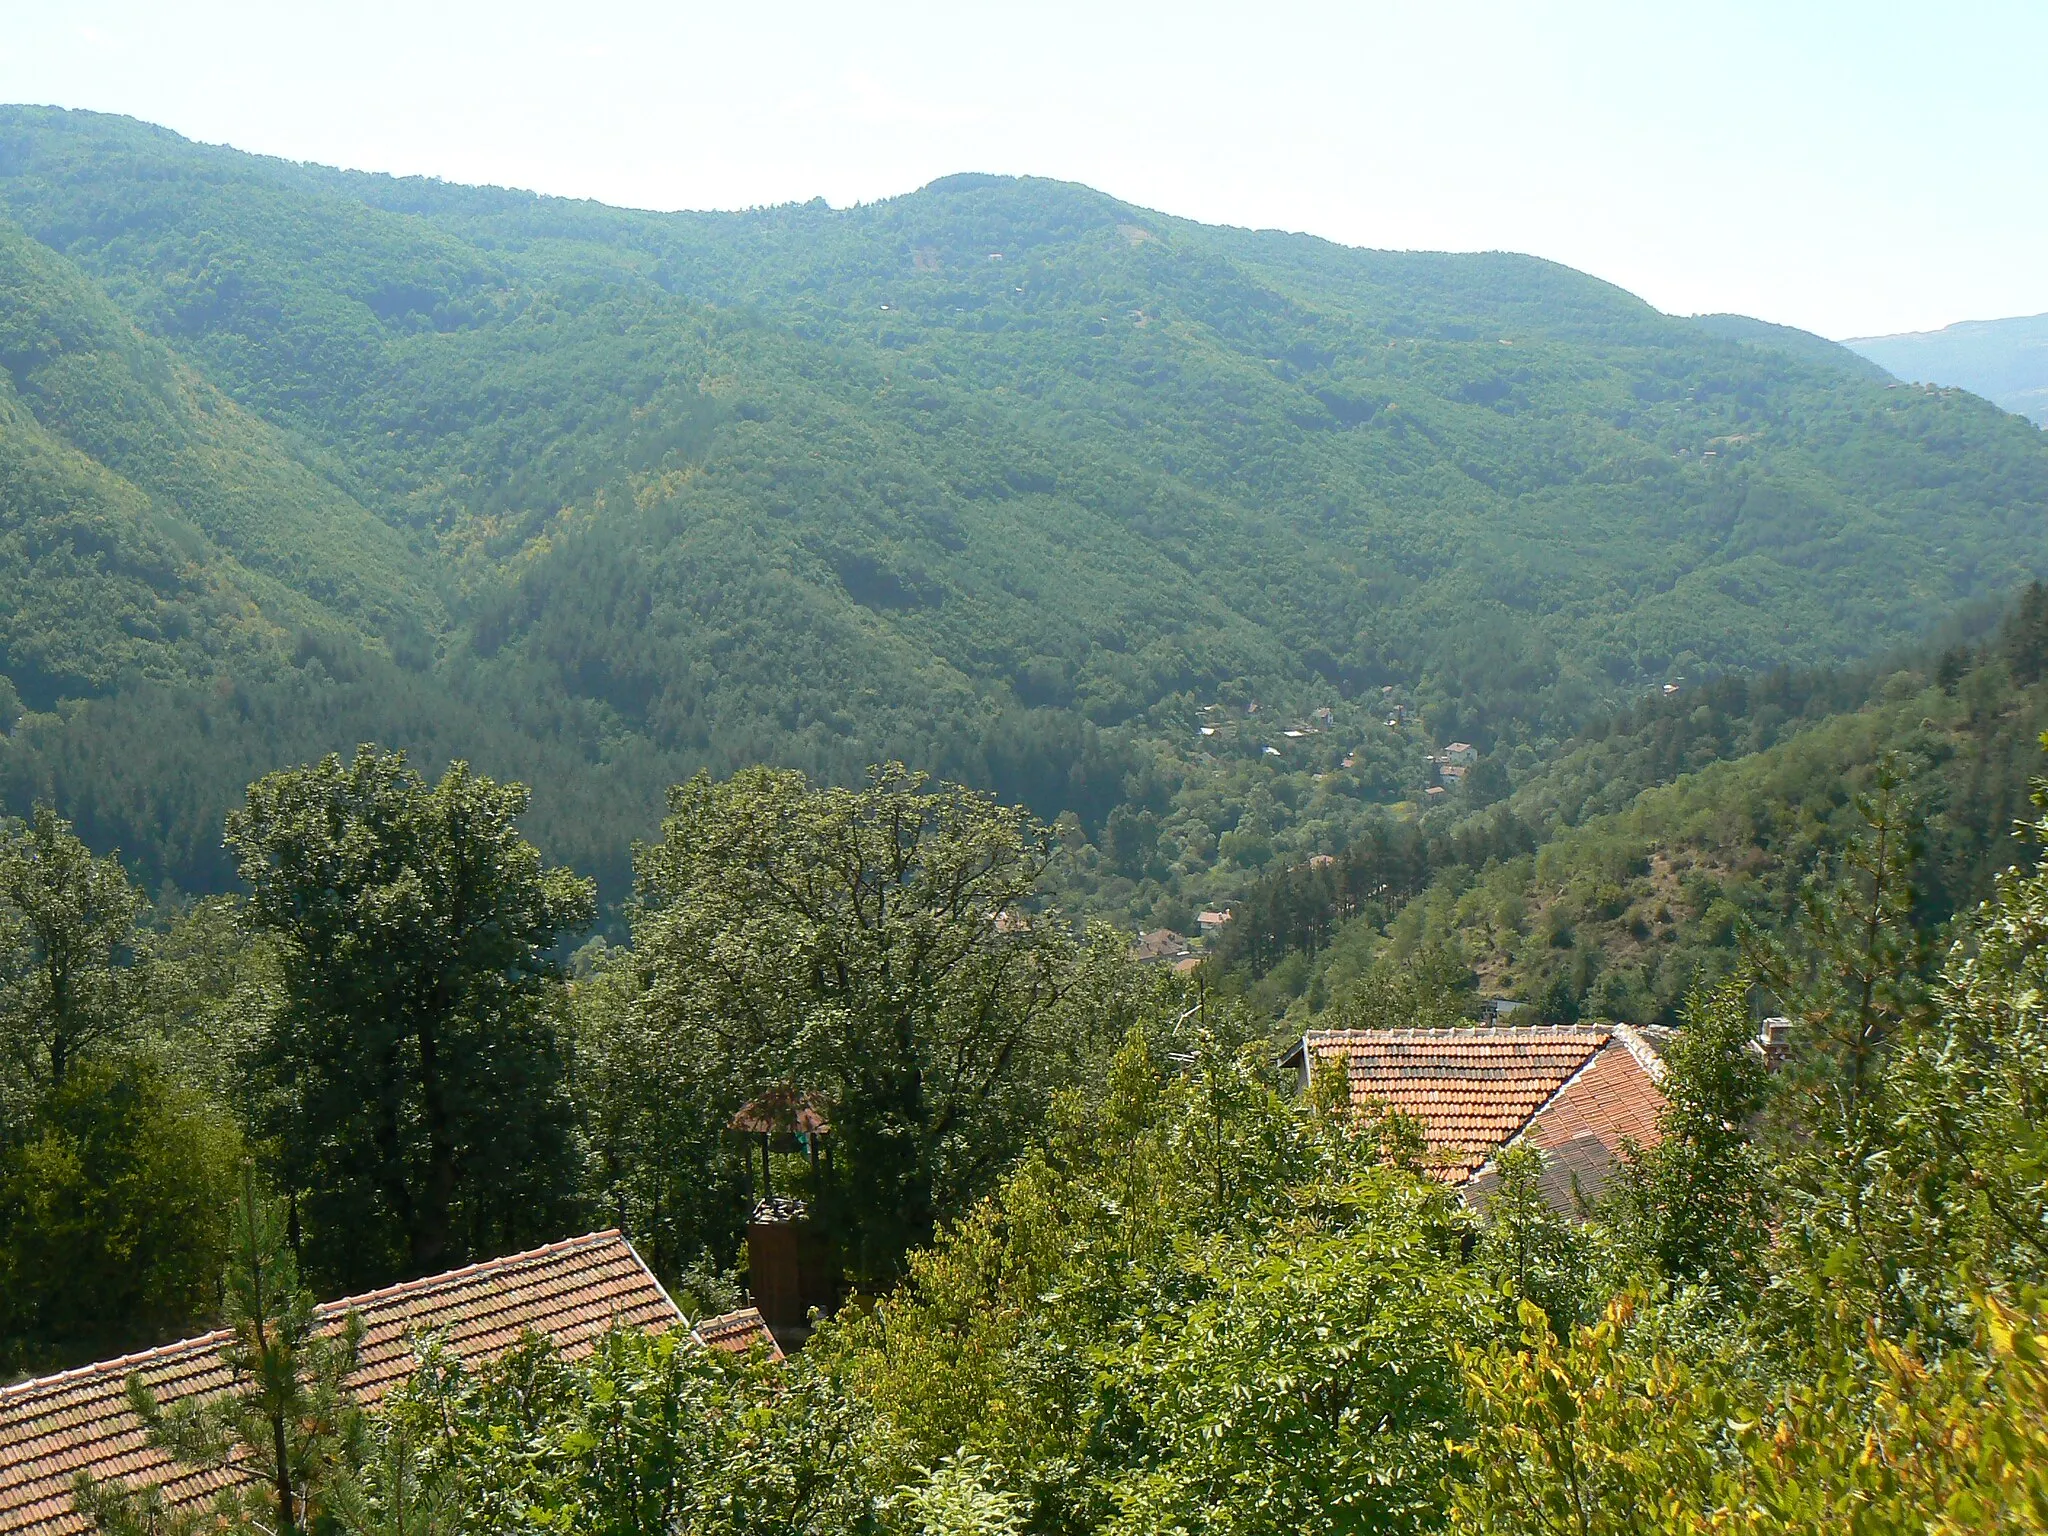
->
[0,105,2043,915]
[1845,311,2048,426]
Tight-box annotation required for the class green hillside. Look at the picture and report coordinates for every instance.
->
[0,217,425,699]
[1212,588,2048,1025]
[0,106,2045,905]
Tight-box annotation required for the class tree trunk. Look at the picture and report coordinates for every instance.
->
[411,1016,458,1274]
[370,1037,417,1269]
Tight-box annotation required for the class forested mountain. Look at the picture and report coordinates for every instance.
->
[1,105,2046,906]
[1847,310,2048,426]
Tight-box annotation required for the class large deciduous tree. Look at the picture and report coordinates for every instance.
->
[631,764,1074,1281]
[0,808,244,1377]
[227,747,594,1285]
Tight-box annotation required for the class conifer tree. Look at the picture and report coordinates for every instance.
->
[1605,973,1772,1294]
[73,1167,365,1536]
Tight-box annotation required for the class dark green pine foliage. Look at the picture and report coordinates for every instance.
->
[72,1169,367,1536]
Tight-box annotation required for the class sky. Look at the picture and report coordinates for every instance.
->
[1,0,2043,340]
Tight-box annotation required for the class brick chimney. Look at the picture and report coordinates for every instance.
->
[1758,1016,1794,1071]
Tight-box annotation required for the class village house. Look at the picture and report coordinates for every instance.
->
[1279,1023,1669,1213]
[0,1233,776,1536]
[1441,742,1478,766]
[1130,928,1193,965]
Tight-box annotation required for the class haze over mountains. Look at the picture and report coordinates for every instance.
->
[1,104,2044,905]
[1846,312,2048,427]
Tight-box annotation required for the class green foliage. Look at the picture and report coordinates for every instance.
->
[1605,976,1772,1293]
[0,805,146,1093]
[0,1053,239,1376]
[1321,943,1475,1031]
[0,807,242,1376]
[567,938,748,1292]
[2,107,2047,924]
[1452,1289,2048,1536]
[1253,599,2048,1026]
[41,733,2048,1534]
[1449,744,2048,1534]
[9,98,2048,1529]
[1212,813,1534,980]
[227,747,594,1285]
[1476,1145,1595,1333]
[1889,763,2048,1297]
[1102,1179,1483,1536]
[1450,1296,1742,1536]
[816,1025,1485,1536]
[369,1328,885,1536]
[1746,758,1952,1347]
[890,1455,1027,1536]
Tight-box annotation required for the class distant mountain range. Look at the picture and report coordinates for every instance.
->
[1846,313,2048,426]
[0,106,2044,907]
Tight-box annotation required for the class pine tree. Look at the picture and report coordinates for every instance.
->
[73,1167,366,1536]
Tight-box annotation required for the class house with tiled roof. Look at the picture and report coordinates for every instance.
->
[0,1230,776,1536]
[1280,1023,1667,1211]
[1130,928,1192,965]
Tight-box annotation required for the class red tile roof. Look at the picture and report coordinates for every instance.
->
[690,1307,783,1360]
[0,1231,683,1536]
[1287,1025,1666,1187]
[1527,1034,1665,1161]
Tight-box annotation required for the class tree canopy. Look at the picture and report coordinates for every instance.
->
[227,747,593,1283]
[630,763,1080,1280]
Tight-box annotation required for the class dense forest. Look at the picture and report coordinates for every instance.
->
[1,107,2046,920]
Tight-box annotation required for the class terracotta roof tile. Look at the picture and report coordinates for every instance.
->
[689,1308,783,1360]
[1293,1025,1666,1187]
[1527,1035,1666,1163]
[0,1231,681,1536]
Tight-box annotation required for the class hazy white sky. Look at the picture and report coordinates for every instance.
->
[2,0,2042,339]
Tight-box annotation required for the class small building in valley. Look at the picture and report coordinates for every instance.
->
[1130,928,1193,964]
